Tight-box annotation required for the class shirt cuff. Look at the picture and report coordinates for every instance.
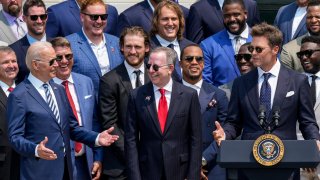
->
[35,144,39,157]
[95,133,101,147]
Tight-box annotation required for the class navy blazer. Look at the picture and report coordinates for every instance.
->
[117,0,189,36]
[66,31,123,94]
[46,0,118,37]
[198,81,228,180]
[187,0,260,44]
[274,2,307,45]
[201,29,252,87]
[223,66,320,140]
[125,81,202,180]
[9,35,30,83]
[7,79,98,180]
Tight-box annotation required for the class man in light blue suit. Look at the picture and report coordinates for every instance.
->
[51,37,103,180]
[66,0,123,93]
[180,44,228,180]
[201,0,252,87]
[46,0,119,37]
[274,0,308,45]
[7,41,119,180]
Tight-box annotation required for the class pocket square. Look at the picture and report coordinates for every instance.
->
[286,91,294,97]
[84,95,92,99]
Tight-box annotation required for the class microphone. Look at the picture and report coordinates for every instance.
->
[273,106,280,127]
[258,105,266,126]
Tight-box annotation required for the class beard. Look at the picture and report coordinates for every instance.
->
[7,2,21,17]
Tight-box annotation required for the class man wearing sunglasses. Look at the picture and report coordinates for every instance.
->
[66,0,123,94]
[7,41,119,180]
[201,0,252,87]
[46,0,118,38]
[180,44,228,180]
[297,36,320,180]
[9,0,49,84]
[125,47,202,180]
[50,37,104,180]
[0,0,27,44]
[281,0,320,73]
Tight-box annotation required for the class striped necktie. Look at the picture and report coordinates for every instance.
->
[43,83,60,124]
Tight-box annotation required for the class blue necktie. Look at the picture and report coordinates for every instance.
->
[43,83,60,124]
[260,73,272,120]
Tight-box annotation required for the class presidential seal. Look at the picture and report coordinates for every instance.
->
[252,134,285,166]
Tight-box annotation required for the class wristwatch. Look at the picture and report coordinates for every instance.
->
[202,157,207,166]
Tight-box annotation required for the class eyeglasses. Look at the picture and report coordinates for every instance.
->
[27,14,48,21]
[183,56,204,63]
[146,64,171,72]
[81,12,108,21]
[296,49,320,59]
[34,58,57,66]
[247,46,265,53]
[56,54,73,61]
[234,54,252,62]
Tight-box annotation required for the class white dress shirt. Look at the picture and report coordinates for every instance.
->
[124,61,145,89]
[153,79,173,111]
[292,6,307,39]
[0,81,16,97]
[228,24,250,53]
[305,71,320,100]
[182,79,203,96]
[155,34,181,59]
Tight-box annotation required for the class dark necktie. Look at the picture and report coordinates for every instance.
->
[7,87,14,93]
[158,88,168,133]
[167,44,181,77]
[62,81,82,153]
[43,83,60,124]
[311,75,317,106]
[260,73,272,120]
[133,70,142,88]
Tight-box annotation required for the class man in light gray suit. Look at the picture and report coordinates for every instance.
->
[281,0,320,73]
[297,35,320,180]
[0,0,27,44]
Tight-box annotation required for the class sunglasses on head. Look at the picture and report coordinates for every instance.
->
[296,49,320,59]
[183,56,204,63]
[34,58,57,66]
[28,14,48,21]
[56,54,73,61]
[247,46,265,53]
[146,64,170,72]
[234,54,252,62]
[81,12,108,21]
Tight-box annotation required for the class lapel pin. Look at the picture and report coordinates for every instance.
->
[145,96,151,101]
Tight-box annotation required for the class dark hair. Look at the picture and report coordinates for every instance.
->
[50,37,71,48]
[80,0,105,12]
[23,0,46,16]
[251,22,283,48]
[150,0,185,40]
[119,26,150,55]
[301,35,320,45]
[308,0,320,9]
[180,44,202,60]
[222,0,246,10]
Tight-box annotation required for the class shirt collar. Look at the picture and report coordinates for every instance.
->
[257,59,281,79]
[53,74,74,85]
[27,33,47,44]
[305,71,320,78]
[155,34,179,47]
[28,73,48,89]
[153,78,173,93]
[182,79,203,90]
[2,10,23,24]
[124,61,145,76]
[147,0,155,12]
[218,0,224,9]
[82,28,106,46]
[0,80,16,90]
[227,24,249,40]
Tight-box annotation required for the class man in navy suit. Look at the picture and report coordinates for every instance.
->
[99,26,150,180]
[46,0,119,37]
[51,37,103,180]
[180,44,228,180]
[201,0,252,87]
[7,41,119,180]
[274,0,308,45]
[118,0,189,37]
[10,0,49,83]
[149,0,194,82]
[125,47,202,180]
[66,0,123,94]
[187,0,260,44]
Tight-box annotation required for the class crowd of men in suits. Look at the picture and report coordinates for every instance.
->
[0,0,320,179]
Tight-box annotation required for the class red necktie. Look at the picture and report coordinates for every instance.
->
[158,88,168,133]
[62,81,82,153]
[7,87,14,92]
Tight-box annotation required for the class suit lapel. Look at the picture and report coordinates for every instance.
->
[245,69,259,115]
[293,15,306,39]
[72,73,86,126]
[69,0,82,25]
[210,0,223,25]
[285,5,297,40]
[50,81,65,128]
[21,36,30,57]
[105,33,119,69]
[199,82,215,114]
[272,66,290,111]
[0,88,7,109]
[118,64,133,94]
[142,0,153,22]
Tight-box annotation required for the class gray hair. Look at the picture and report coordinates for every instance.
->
[0,46,15,55]
[25,41,53,70]
[149,47,177,65]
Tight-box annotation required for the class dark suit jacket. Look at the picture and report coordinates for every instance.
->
[0,88,19,180]
[98,63,149,177]
[7,79,98,180]
[223,66,320,140]
[198,81,228,180]
[150,35,194,82]
[9,35,30,83]
[274,2,307,45]
[117,0,189,36]
[46,0,118,37]
[125,81,202,180]
[187,0,260,44]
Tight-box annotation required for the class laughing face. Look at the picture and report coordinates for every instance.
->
[157,6,179,41]
[306,5,320,36]
[53,46,74,80]
[180,46,204,84]
[223,3,247,35]
[23,6,47,38]
[0,51,19,85]
[299,42,320,74]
